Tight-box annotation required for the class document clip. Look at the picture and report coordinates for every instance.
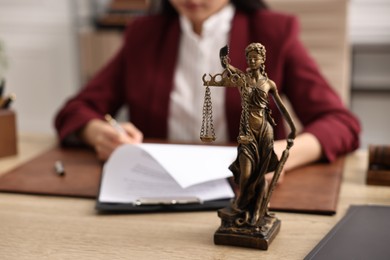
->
[134,197,202,206]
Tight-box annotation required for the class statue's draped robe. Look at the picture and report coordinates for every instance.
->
[229,87,279,213]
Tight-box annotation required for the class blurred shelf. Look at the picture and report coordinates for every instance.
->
[93,0,149,30]
[351,43,390,91]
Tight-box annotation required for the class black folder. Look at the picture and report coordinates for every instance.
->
[305,205,390,260]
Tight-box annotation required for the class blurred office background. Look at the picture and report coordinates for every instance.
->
[0,0,389,148]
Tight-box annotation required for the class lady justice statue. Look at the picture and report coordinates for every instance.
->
[200,43,296,250]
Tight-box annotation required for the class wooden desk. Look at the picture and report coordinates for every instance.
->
[0,134,389,259]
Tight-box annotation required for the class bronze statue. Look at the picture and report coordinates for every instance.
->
[200,43,296,250]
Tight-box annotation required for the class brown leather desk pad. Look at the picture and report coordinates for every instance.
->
[0,146,344,215]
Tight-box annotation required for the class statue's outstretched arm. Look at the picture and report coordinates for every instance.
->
[202,46,245,88]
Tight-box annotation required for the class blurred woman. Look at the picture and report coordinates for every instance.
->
[55,0,360,174]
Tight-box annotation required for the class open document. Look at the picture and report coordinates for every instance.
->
[96,143,236,212]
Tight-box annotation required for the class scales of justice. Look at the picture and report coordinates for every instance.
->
[200,43,296,250]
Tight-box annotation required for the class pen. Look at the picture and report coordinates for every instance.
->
[104,114,126,135]
[54,160,65,176]
[0,93,15,109]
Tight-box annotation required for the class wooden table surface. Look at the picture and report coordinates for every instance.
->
[0,134,389,259]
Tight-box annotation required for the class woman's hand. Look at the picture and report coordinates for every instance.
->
[265,169,285,186]
[80,119,143,161]
[266,133,323,185]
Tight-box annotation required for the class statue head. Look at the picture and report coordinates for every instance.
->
[245,43,266,59]
[245,43,267,76]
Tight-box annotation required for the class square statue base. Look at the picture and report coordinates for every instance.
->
[214,207,281,250]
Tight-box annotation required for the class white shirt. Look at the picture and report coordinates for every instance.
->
[168,4,234,143]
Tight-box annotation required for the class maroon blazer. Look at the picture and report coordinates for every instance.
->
[55,9,360,162]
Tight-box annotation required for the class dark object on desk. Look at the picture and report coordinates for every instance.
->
[305,205,390,260]
[0,110,17,158]
[367,145,390,186]
[0,147,344,215]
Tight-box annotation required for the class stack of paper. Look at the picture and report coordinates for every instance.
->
[98,143,236,205]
